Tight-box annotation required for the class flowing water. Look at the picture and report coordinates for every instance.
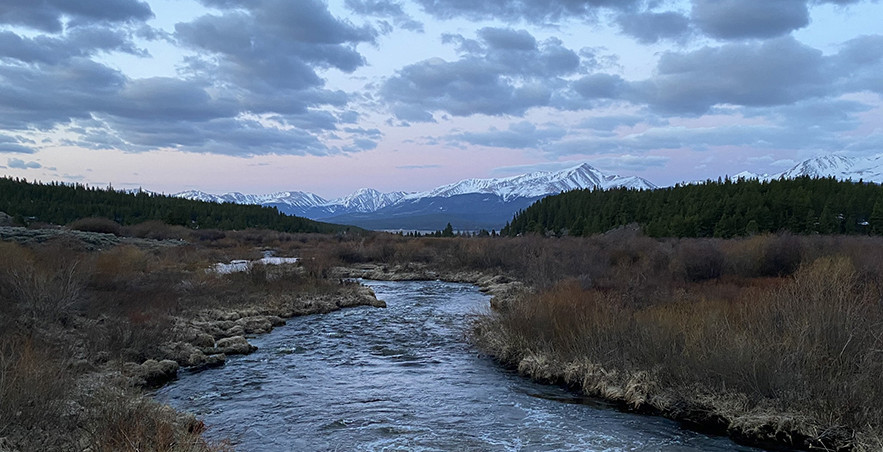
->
[156,280,760,451]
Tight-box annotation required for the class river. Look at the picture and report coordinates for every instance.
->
[155,280,761,451]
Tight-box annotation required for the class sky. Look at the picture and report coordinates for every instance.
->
[0,0,882,198]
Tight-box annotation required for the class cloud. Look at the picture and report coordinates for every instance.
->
[0,134,35,153]
[7,158,41,169]
[0,0,153,33]
[829,34,883,95]
[0,28,144,65]
[576,115,666,131]
[345,0,423,32]
[448,121,567,149]
[616,12,692,44]
[412,0,643,23]
[382,28,579,120]
[748,98,874,132]
[629,37,828,114]
[0,0,383,158]
[691,0,810,40]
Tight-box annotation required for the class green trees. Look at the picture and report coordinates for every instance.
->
[0,177,353,234]
[504,177,883,238]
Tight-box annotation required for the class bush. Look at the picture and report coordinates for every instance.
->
[673,239,725,281]
[0,241,86,325]
[69,217,122,235]
[0,335,73,443]
[79,386,224,452]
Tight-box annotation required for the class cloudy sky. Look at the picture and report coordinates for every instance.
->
[1,0,881,197]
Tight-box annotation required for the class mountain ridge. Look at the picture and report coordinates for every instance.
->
[175,163,655,229]
[174,154,883,230]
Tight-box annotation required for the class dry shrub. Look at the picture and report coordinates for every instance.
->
[723,234,805,278]
[80,386,228,452]
[672,238,725,281]
[476,249,883,447]
[192,228,226,242]
[0,335,73,440]
[123,220,192,240]
[0,241,87,325]
[69,217,122,235]
[91,244,155,288]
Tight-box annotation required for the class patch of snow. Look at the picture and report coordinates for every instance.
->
[212,257,299,274]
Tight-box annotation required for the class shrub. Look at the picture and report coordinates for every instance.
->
[78,386,221,452]
[0,241,86,325]
[672,239,725,281]
[757,233,803,276]
[0,335,73,441]
[69,217,123,235]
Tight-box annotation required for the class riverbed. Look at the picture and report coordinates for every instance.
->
[155,280,761,451]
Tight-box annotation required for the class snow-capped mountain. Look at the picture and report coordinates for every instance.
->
[329,188,408,213]
[407,163,655,201]
[779,154,883,182]
[174,163,653,230]
[735,154,883,183]
[175,190,329,208]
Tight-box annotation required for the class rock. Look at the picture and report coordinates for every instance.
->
[223,325,245,338]
[213,335,257,355]
[190,353,226,371]
[266,315,286,327]
[192,332,215,348]
[159,342,208,367]
[0,212,14,227]
[124,359,179,387]
[237,316,273,335]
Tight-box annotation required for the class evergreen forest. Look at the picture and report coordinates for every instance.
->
[0,177,354,234]
[502,176,883,238]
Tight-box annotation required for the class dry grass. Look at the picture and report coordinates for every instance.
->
[0,335,72,441]
[79,386,231,452]
[0,227,345,450]
[0,241,86,326]
[472,235,883,450]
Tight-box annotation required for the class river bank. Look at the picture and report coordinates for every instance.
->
[468,253,883,452]
[5,229,882,451]
[0,228,386,452]
[327,260,862,451]
[156,278,760,451]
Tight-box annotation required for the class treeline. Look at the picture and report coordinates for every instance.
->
[0,177,354,234]
[503,176,883,238]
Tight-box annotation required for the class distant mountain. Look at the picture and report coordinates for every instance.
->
[406,163,654,201]
[779,154,883,182]
[175,163,655,230]
[174,190,329,209]
[736,154,883,183]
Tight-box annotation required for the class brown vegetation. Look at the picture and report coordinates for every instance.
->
[5,219,883,450]
[469,233,883,451]
[0,224,382,450]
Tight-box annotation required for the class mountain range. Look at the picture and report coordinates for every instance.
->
[176,163,654,231]
[176,154,883,231]
[734,154,883,183]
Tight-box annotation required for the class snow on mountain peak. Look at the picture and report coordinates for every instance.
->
[779,154,883,182]
[174,162,656,221]
[407,162,654,201]
[326,188,407,212]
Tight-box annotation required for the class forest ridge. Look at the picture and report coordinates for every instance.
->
[503,176,883,238]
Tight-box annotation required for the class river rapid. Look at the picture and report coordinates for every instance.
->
[156,280,761,451]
